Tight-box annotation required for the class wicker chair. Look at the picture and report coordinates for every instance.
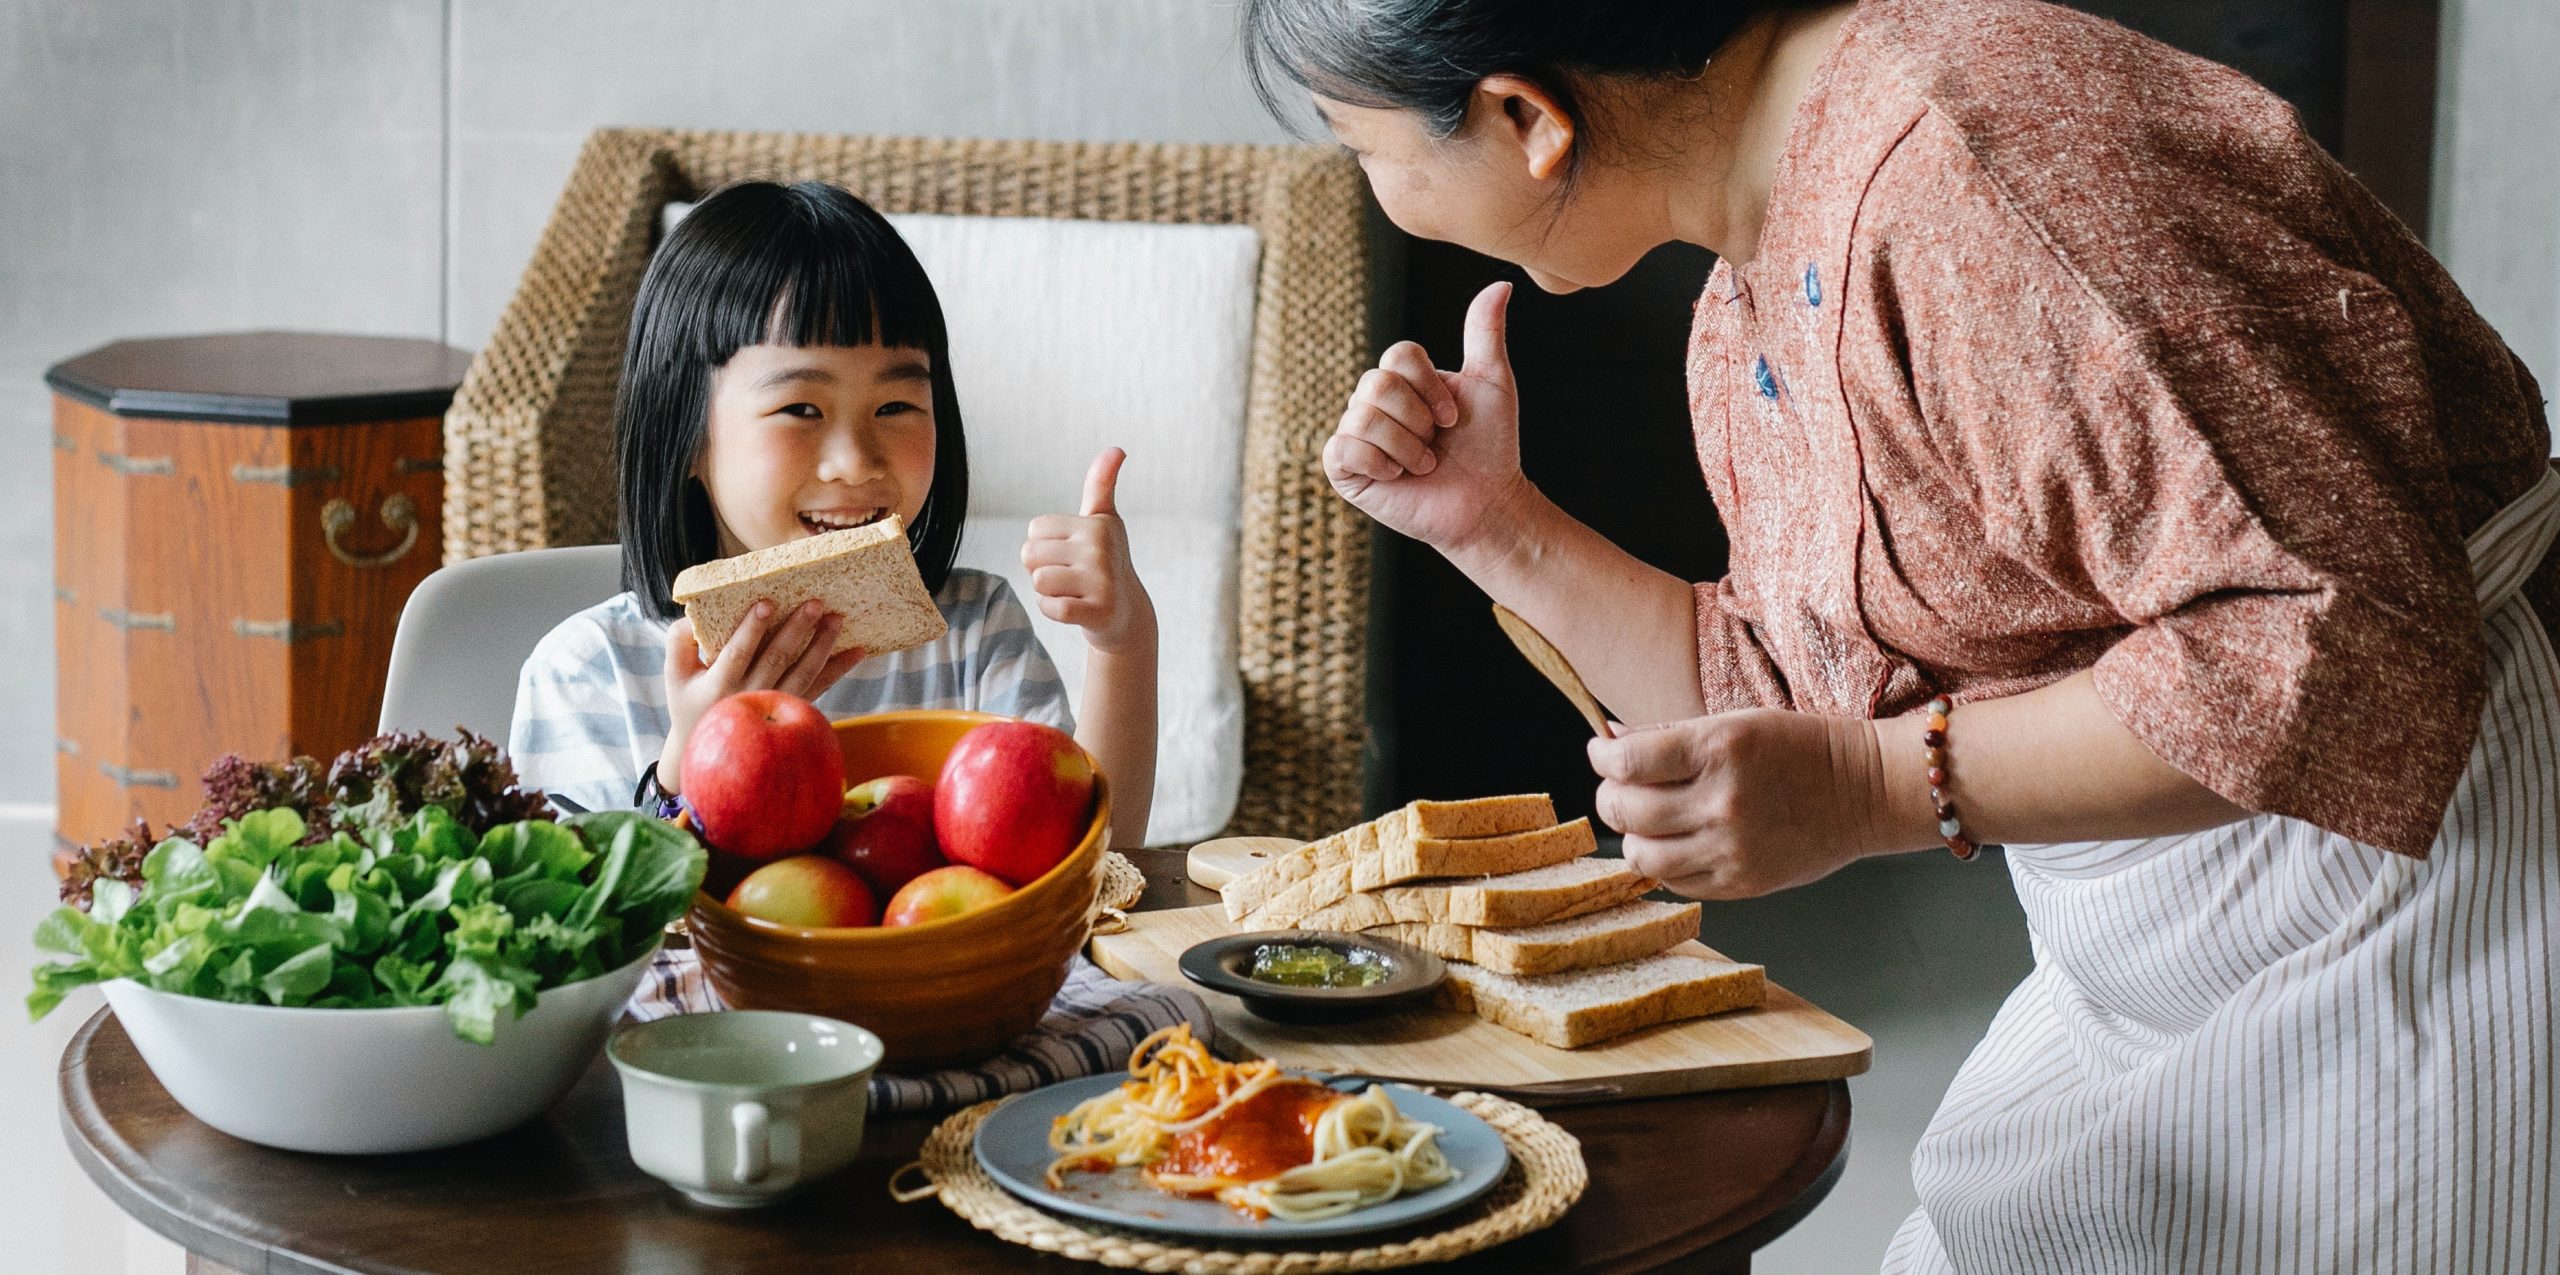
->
[441,128,1371,841]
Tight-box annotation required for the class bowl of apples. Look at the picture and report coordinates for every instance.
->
[680,700,1110,1070]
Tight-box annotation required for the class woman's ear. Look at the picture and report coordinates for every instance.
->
[1471,73,1576,184]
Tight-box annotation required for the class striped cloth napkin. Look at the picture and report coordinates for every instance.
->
[621,946,1211,1116]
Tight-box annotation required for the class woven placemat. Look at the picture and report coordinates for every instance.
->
[902,1089,1587,1273]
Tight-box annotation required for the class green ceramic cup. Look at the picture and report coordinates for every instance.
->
[607,1011,884,1208]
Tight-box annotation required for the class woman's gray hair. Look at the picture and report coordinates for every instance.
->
[1241,0,1810,141]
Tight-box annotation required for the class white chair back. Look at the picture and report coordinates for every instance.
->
[377,545,624,740]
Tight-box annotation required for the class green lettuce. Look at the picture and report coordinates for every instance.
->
[27,807,706,1045]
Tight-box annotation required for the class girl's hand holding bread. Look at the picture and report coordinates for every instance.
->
[658,602,866,793]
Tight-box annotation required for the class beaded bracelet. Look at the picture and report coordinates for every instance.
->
[1920,696,2002,860]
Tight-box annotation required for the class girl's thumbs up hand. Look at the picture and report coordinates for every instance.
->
[1323,281,1533,555]
[1024,447,1157,654]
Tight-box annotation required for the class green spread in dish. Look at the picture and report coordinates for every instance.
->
[1246,943,1389,988]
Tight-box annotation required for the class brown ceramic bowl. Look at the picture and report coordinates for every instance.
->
[685,710,1110,1070]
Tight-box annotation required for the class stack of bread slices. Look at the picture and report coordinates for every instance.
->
[1220,795,1765,1048]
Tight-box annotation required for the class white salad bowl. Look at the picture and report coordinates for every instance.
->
[102,939,660,1155]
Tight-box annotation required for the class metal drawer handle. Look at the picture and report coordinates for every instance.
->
[100,764,179,790]
[323,493,419,568]
[233,618,344,643]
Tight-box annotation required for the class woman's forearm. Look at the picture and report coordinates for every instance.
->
[1861,669,2246,854]
[1075,645,1158,850]
[1440,484,1710,726]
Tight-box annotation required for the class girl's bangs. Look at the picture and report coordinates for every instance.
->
[682,201,944,365]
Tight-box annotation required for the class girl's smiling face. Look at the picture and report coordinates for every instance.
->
[695,342,938,556]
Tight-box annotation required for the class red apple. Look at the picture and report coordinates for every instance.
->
[881,864,1014,927]
[934,720,1096,886]
[825,775,944,896]
[726,855,878,928]
[682,690,844,860]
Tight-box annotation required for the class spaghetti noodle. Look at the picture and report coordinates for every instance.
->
[1045,1024,1457,1220]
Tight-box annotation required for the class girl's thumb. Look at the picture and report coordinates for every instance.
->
[1081,447,1126,517]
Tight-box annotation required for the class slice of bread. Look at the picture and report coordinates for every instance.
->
[671,516,947,661]
[1408,794,1556,840]
[1353,817,1596,891]
[1219,819,1380,923]
[1273,856,1656,931]
[1219,793,1555,924]
[1242,817,1597,926]
[1438,949,1766,1048]
[1370,900,1700,976]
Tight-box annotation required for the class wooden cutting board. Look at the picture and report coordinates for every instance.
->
[1089,903,1872,1103]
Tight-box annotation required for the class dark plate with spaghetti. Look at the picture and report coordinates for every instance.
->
[973,1071,1510,1239]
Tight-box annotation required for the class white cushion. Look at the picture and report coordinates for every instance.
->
[896,213,1259,844]
[663,202,1262,842]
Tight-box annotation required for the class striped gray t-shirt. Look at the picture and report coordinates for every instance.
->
[508,568,1073,815]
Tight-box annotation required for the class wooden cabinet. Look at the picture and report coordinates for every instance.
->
[46,332,473,867]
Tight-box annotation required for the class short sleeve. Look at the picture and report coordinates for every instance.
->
[1882,173,2485,857]
[2070,295,2482,856]
[509,619,650,815]
[1693,580,1794,713]
[968,577,1077,734]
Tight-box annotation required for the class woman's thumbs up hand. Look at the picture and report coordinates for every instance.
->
[1323,281,1534,555]
[1024,447,1157,655]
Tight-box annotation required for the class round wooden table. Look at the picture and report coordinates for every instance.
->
[57,850,1850,1274]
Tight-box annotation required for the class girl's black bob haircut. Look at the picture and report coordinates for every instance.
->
[613,178,969,620]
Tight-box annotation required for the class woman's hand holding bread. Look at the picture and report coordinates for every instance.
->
[1324,281,1535,557]
[657,602,866,793]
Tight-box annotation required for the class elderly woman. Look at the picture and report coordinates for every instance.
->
[1241,0,2559,1269]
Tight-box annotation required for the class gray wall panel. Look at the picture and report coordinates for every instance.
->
[2435,0,2560,417]
[445,0,1292,347]
[0,0,446,806]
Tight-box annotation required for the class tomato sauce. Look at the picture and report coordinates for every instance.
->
[1152,1080,1340,1185]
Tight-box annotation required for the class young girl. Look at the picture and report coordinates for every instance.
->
[510,180,1158,849]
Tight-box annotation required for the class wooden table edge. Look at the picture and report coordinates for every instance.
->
[1673,1077,1855,1272]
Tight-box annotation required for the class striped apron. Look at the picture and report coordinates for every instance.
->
[1884,467,2560,1274]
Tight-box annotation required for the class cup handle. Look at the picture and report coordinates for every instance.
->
[732,1101,770,1186]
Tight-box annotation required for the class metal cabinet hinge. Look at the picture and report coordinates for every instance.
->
[231,463,344,488]
[99,608,175,632]
[232,618,345,643]
[97,452,174,477]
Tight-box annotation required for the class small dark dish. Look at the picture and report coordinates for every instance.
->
[1178,931,1447,1025]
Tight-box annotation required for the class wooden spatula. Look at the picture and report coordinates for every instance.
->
[1492,603,1612,737]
